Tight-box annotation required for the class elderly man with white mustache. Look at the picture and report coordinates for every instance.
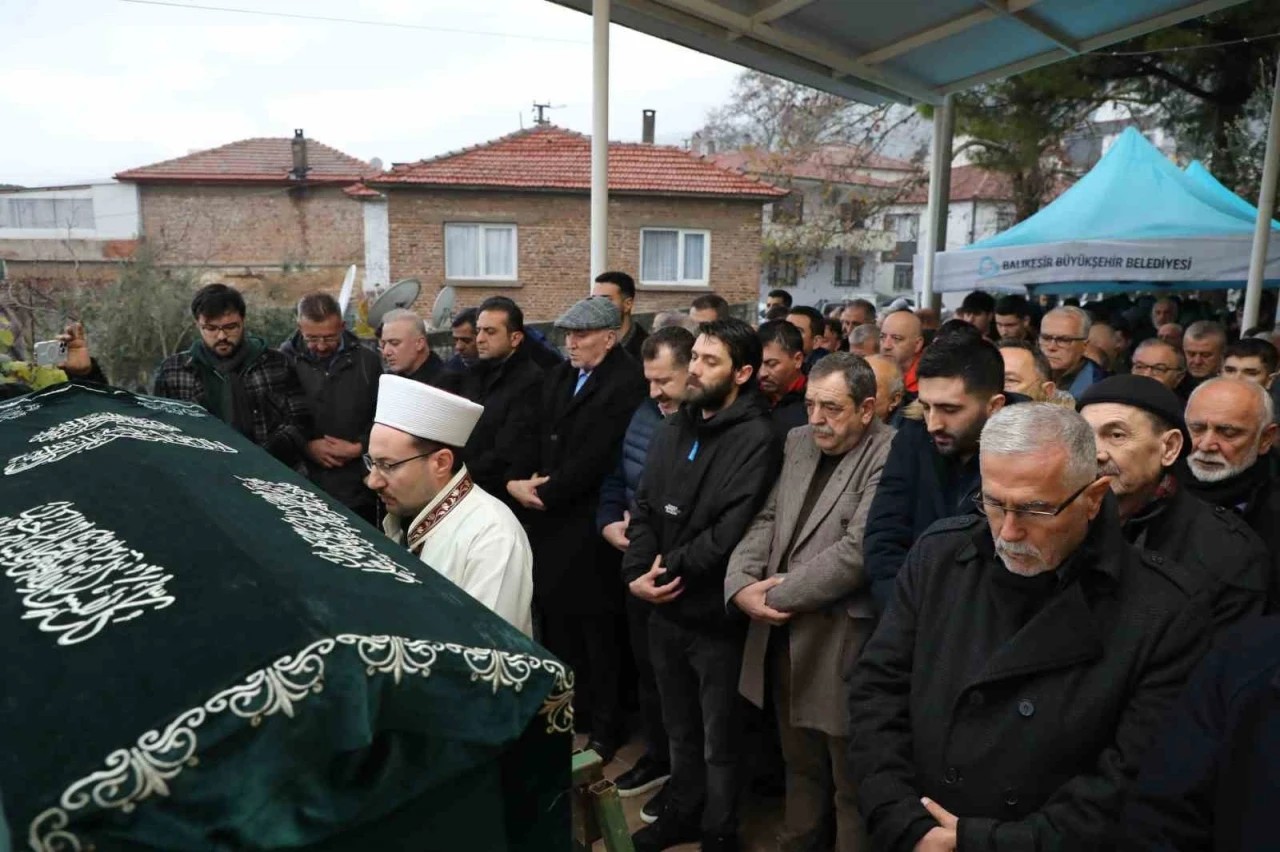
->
[849,403,1210,852]
[1184,377,1280,606]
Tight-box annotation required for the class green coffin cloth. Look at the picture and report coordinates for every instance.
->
[0,384,572,851]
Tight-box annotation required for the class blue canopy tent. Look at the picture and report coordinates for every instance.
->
[925,127,1280,295]
[1184,160,1280,229]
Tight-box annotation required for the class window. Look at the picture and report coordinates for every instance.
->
[773,191,804,224]
[0,197,95,229]
[768,252,799,288]
[444,223,517,280]
[640,228,710,285]
[893,264,914,292]
[883,213,920,242]
[833,254,862,287]
[995,209,1016,232]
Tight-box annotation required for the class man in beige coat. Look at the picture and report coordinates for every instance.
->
[725,352,894,852]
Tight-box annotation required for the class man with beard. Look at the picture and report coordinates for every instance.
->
[1152,297,1179,331]
[727,353,893,852]
[454,297,543,502]
[507,296,647,762]
[1078,375,1268,631]
[1184,377,1280,601]
[155,283,310,466]
[757,320,808,438]
[597,325,694,805]
[850,404,1210,852]
[281,292,383,524]
[593,271,648,361]
[863,334,1010,612]
[623,318,782,852]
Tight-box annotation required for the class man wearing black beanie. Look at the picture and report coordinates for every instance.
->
[1078,375,1268,631]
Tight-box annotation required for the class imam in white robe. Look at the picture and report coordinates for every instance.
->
[383,466,533,636]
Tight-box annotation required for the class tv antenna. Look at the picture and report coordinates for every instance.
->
[532,101,565,125]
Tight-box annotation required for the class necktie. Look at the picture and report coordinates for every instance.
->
[574,371,589,396]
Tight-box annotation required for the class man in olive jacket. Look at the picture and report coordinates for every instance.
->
[725,353,894,852]
[849,403,1210,852]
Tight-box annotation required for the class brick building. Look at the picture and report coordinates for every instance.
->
[360,125,784,321]
[115,132,375,305]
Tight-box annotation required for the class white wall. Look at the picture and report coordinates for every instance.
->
[0,182,139,240]
[362,199,390,292]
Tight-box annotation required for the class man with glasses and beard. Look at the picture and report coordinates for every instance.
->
[1078,375,1268,631]
[155,283,310,466]
[863,333,1013,613]
[850,404,1210,852]
[1184,377,1280,602]
[365,375,533,635]
[623,318,782,852]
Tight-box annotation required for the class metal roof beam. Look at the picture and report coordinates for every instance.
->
[858,0,1043,65]
[980,0,1080,54]
[648,0,944,103]
[750,0,816,25]
[940,0,1248,95]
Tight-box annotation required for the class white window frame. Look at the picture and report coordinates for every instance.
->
[639,228,711,287]
[443,222,518,281]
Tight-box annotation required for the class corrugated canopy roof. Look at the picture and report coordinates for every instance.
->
[545,0,1250,105]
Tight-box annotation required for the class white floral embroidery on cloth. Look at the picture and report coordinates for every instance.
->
[5,413,236,476]
[27,635,574,852]
[134,397,207,417]
[0,400,39,421]
[237,477,420,584]
[0,501,175,646]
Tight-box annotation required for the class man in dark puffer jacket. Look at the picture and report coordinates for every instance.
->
[598,325,695,801]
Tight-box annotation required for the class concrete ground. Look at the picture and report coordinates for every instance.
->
[577,733,785,852]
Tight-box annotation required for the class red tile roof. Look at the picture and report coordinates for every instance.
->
[900,164,1072,203]
[116,137,375,184]
[343,182,383,199]
[369,125,786,199]
[709,145,920,185]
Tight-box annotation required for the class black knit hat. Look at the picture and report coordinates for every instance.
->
[1076,374,1185,433]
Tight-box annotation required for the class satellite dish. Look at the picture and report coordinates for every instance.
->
[336,264,357,317]
[367,278,422,329]
[369,157,384,171]
[431,286,457,331]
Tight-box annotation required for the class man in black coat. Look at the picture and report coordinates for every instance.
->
[593,270,648,362]
[280,293,383,525]
[863,332,1012,612]
[623,318,782,852]
[378,308,453,389]
[1123,616,1280,851]
[1078,375,1268,631]
[1183,376,1280,606]
[757,319,808,440]
[506,296,646,762]
[454,297,543,503]
[849,403,1210,852]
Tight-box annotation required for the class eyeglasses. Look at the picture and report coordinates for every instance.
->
[1038,334,1085,347]
[303,334,341,345]
[200,321,243,337]
[1132,361,1181,376]
[972,480,1092,521]
[362,452,435,475]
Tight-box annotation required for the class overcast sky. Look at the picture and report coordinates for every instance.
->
[1,0,746,186]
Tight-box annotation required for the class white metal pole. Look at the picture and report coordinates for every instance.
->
[1242,52,1280,332]
[922,94,955,311]
[590,0,610,288]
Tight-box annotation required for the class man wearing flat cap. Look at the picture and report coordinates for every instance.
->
[1077,374,1268,631]
[507,295,647,761]
[367,374,534,635]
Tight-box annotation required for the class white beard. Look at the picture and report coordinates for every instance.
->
[1188,444,1260,483]
[995,539,1054,577]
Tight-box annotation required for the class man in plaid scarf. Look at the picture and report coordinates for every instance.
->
[154,283,310,466]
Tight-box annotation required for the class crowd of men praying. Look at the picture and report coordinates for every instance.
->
[38,276,1280,852]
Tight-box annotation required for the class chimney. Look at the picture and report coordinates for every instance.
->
[642,109,656,144]
[290,129,310,180]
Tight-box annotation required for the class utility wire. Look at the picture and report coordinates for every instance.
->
[116,0,588,45]
[1104,30,1280,57]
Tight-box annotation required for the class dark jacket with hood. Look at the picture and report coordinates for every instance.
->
[850,503,1211,852]
[1122,476,1269,632]
[279,331,382,512]
[622,388,782,631]
[1123,616,1280,852]
[864,392,1030,612]
[454,343,544,500]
